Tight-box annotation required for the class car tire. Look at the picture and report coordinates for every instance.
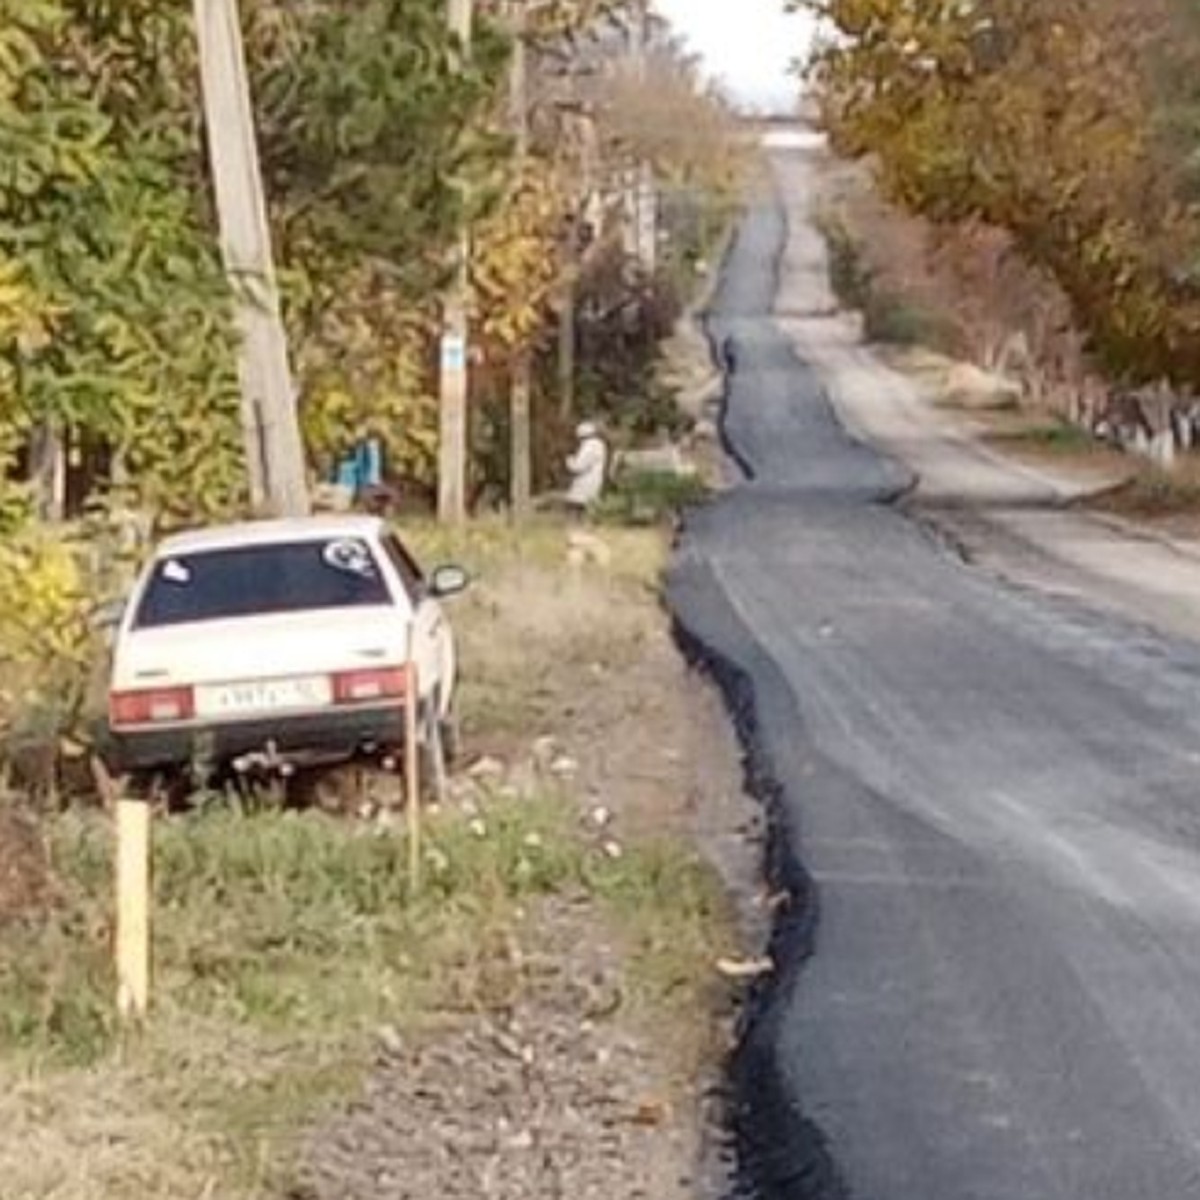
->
[439,696,461,767]
[420,694,448,805]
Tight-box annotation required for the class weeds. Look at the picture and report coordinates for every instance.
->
[1089,462,1200,517]
[0,798,583,1066]
[0,793,732,1199]
[597,469,710,527]
[815,209,957,350]
[986,421,1100,455]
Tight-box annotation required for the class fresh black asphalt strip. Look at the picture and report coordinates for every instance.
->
[670,165,1200,1199]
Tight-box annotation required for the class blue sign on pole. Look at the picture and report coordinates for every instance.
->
[440,333,467,372]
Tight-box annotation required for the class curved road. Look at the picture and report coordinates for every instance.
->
[673,153,1200,1199]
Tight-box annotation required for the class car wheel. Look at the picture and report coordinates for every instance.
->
[439,695,461,767]
[420,694,448,805]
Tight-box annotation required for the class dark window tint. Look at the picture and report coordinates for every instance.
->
[135,538,392,628]
[382,534,425,601]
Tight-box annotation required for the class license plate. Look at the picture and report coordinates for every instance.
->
[194,675,332,718]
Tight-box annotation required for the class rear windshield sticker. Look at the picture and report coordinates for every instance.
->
[322,538,376,577]
[161,559,192,585]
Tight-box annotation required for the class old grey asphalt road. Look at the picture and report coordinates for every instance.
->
[672,151,1200,1199]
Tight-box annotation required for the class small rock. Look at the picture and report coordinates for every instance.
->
[490,1028,525,1060]
[550,755,579,777]
[377,1024,405,1056]
[589,805,612,828]
[507,1129,535,1151]
[602,840,624,860]
[468,818,488,838]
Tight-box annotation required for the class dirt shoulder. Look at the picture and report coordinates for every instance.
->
[0,518,755,1200]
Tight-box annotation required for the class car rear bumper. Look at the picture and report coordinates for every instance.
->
[103,705,407,775]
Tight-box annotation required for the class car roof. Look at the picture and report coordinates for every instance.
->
[155,515,389,557]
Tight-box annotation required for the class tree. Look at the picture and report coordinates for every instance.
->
[0,1,242,524]
[801,0,1200,389]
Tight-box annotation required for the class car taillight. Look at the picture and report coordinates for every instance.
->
[331,666,411,705]
[109,686,195,727]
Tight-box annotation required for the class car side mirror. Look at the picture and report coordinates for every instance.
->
[429,564,469,599]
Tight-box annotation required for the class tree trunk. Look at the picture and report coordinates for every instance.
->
[511,351,532,518]
[558,276,576,420]
[28,422,65,522]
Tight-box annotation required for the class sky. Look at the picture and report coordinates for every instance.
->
[652,0,815,112]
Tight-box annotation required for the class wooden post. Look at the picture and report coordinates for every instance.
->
[405,660,421,894]
[115,798,151,1021]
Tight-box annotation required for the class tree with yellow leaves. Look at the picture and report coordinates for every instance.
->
[803,0,1200,389]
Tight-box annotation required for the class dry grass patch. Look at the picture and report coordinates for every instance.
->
[405,516,667,751]
[1082,461,1200,536]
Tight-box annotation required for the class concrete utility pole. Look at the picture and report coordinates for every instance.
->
[193,0,309,518]
[438,0,475,524]
[509,1,533,518]
[628,0,657,273]
[558,107,596,421]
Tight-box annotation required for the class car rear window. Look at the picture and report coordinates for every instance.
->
[134,538,392,628]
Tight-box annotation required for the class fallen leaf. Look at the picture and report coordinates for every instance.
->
[715,956,774,980]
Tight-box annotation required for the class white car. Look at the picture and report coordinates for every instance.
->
[103,515,467,782]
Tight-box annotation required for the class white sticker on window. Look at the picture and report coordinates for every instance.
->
[161,559,191,585]
[322,538,375,577]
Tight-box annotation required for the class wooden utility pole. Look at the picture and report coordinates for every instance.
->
[509,2,533,518]
[193,0,309,518]
[438,0,475,524]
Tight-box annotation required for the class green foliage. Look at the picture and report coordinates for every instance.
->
[988,421,1100,454]
[816,211,873,309]
[0,0,243,520]
[597,468,710,526]
[0,791,721,1066]
[802,0,1200,388]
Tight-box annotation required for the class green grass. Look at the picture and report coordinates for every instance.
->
[0,798,585,1066]
[1,795,730,1062]
[863,292,958,350]
[815,209,958,352]
[986,421,1100,454]
[597,469,711,527]
[815,209,872,310]
[0,795,734,1199]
